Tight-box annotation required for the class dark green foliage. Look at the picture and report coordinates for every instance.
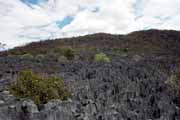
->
[111,48,129,53]
[9,70,71,105]
[61,48,75,60]
[54,47,75,60]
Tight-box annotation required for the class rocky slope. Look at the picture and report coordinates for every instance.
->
[0,29,180,120]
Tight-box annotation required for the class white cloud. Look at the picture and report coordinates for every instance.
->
[131,0,180,30]
[0,0,180,48]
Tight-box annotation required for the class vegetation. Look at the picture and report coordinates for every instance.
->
[111,48,129,56]
[1,30,180,59]
[94,52,110,63]
[0,43,6,51]
[111,48,129,53]
[58,56,69,63]
[9,70,71,105]
[54,47,75,60]
[167,71,180,89]
[21,53,34,59]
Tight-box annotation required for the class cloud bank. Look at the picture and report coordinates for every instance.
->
[0,0,180,48]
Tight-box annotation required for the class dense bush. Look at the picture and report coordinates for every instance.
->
[62,48,75,60]
[94,52,110,63]
[54,47,75,60]
[9,70,71,105]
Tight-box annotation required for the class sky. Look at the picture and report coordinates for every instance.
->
[0,0,180,48]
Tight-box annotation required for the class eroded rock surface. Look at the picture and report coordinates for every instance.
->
[0,57,179,120]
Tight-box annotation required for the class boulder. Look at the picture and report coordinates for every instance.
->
[21,100,39,114]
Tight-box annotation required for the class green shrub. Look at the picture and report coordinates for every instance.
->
[111,48,129,53]
[9,70,71,105]
[62,48,75,60]
[58,56,69,63]
[94,52,110,63]
[54,47,75,60]
[166,72,180,91]
[21,53,33,59]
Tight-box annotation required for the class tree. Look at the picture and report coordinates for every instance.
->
[0,43,6,51]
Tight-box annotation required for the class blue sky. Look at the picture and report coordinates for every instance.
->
[0,0,180,48]
[21,0,41,5]
[56,16,74,29]
[21,0,48,5]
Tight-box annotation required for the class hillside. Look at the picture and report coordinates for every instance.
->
[0,29,180,120]
[1,29,180,57]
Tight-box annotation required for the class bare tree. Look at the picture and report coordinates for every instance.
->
[0,43,6,51]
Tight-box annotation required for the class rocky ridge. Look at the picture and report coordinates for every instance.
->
[0,57,179,120]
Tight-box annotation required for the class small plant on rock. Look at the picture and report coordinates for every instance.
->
[58,56,69,63]
[94,52,110,63]
[166,72,180,90]
[21,53,33,59]
[111,48,129,56]
[165,69,180,97]
[9,70,71,105]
